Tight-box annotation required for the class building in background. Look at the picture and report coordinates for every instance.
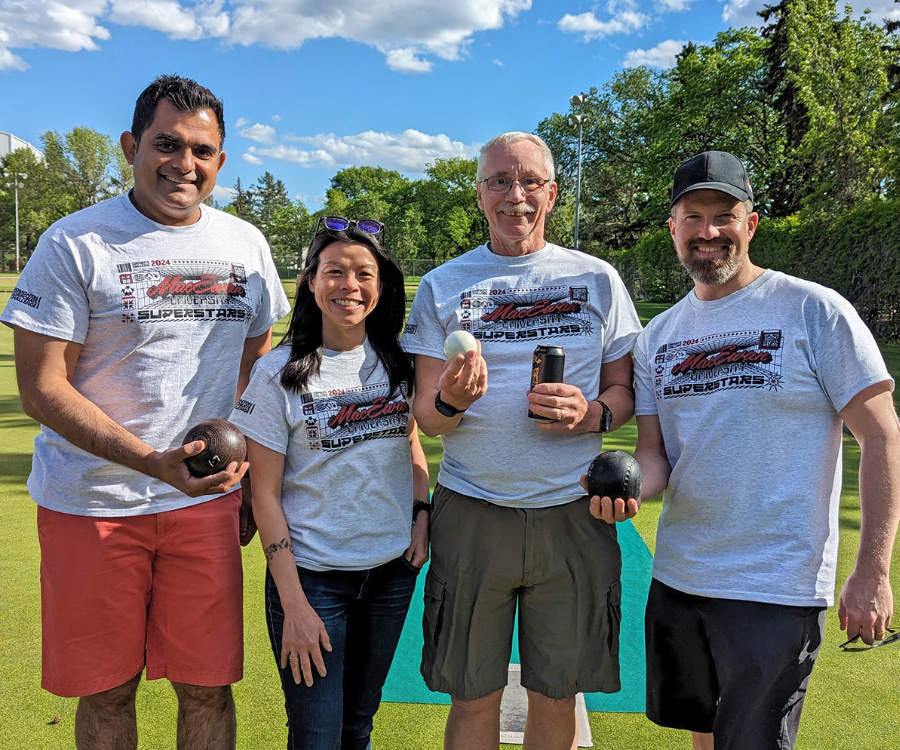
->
[0,131,44,162]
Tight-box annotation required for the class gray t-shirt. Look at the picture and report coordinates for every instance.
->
[230,341,414,571]
[402,243,642,507]
[634,270,893,606]
[1,193,290,516]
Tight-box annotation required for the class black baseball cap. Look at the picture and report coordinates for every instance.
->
[670,151,754,207]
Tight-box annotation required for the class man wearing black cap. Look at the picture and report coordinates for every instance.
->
[618,151,900,749]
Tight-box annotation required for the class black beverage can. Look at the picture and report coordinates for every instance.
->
[528,345,566,421]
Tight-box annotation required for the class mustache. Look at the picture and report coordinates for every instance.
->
[497,202,535,214]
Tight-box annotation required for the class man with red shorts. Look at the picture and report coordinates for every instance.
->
[2,75,289,749]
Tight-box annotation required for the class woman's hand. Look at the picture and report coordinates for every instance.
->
[281,601,332,686]
[405,510,430,569]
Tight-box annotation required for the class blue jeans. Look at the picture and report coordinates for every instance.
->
[265,555,420,750]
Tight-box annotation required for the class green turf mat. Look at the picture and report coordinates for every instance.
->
[381,519,652,712]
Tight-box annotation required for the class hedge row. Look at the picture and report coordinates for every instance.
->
[629,199,900,341]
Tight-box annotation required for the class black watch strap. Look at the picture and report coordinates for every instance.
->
[434,390,466,417]
[594,400,613,433]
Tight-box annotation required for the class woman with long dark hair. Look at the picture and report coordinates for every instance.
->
[230,218,430,750]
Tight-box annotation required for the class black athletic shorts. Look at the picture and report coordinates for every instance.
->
[645,579,826,750]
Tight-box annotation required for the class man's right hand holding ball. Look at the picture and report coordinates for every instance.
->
[437,340,488,415]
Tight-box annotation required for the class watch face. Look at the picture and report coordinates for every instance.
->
[599,402,612,432]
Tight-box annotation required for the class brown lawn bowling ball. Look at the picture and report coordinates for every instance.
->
[182,419,247,478]
[586,450,643,500]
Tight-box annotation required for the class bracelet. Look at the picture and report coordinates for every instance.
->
[412,500,431,524]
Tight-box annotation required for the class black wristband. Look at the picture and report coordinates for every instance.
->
[434,390,467,417]
[412,501,431,524]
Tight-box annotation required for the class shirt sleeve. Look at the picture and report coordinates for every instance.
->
[247,237,292,339]
[0,231,91,344]
[601,270,643,364]
[633,329,659,417]
[808,297,894,413]
[229,357,292,455]
[400,274,448,360]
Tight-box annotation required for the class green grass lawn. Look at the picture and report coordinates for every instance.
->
[1,277,899,749]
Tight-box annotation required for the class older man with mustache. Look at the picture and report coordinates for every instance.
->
[628,151,900,750]
[402,132,642,750]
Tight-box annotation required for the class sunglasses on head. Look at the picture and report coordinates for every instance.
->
[314,216,384,239]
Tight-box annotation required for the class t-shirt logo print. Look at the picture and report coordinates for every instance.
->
[460,285,592,342]
[655,330,784,399]
[116,259,252,323]
[300,384,410,452]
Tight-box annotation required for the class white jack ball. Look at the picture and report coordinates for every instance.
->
[443,330,478,360]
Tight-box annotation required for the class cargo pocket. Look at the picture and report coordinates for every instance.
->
[607,580,623,657]
[423,573,447,648]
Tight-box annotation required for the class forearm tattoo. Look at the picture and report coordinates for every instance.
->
[265,538,294,561]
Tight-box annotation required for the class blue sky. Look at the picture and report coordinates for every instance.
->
[1,0,897,209]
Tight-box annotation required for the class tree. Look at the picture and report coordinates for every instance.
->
[779,0,892,209]
[413,157,488,261]
[41,126,132,212]
[322,166,424,260]
[538,68,664,256]
[223,172,311,270]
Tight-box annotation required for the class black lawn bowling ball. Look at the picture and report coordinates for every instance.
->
[586,450,643,500]
[182,419,247,478]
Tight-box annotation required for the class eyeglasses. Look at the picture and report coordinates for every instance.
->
[314,216,384,238]
[839,628,900,651]
[477,176,551,194]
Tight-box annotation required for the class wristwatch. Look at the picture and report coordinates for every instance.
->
[594,400,613,433]
[434,390,467,417]
[412,501,431,524]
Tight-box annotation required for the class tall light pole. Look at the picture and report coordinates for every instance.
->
[567,94,586,250]
[5,172,27,273]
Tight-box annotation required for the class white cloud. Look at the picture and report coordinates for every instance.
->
[244,129,480,173]
[558,1,649,42]
[241,152,264,165]
[211,183,235,201]
[656,0,693,10]
[721,0,764,27]
[493,58,503,66]
[0,0,532,72]
[239,122,276,144]
[234,117,250,128]
[0,46,27,71]
[0,0,110,70]
[108,0,204,39]
[624,39,689,68]
[271,114,281,121]
[385,47,432,73]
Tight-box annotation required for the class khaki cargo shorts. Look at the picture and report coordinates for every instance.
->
[420,484,623,701]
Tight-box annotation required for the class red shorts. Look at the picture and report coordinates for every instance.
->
[37,490,244,697]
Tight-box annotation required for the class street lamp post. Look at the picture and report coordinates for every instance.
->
[5,172,27,273]
[567,95,586,250]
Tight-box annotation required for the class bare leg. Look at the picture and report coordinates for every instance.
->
[692,731,714,750]
[171,683,236,750]
[444,689,504,750]
[522,690,576,750]
[75,672,142,750]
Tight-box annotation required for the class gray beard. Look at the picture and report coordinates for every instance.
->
[681,245,742,286]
